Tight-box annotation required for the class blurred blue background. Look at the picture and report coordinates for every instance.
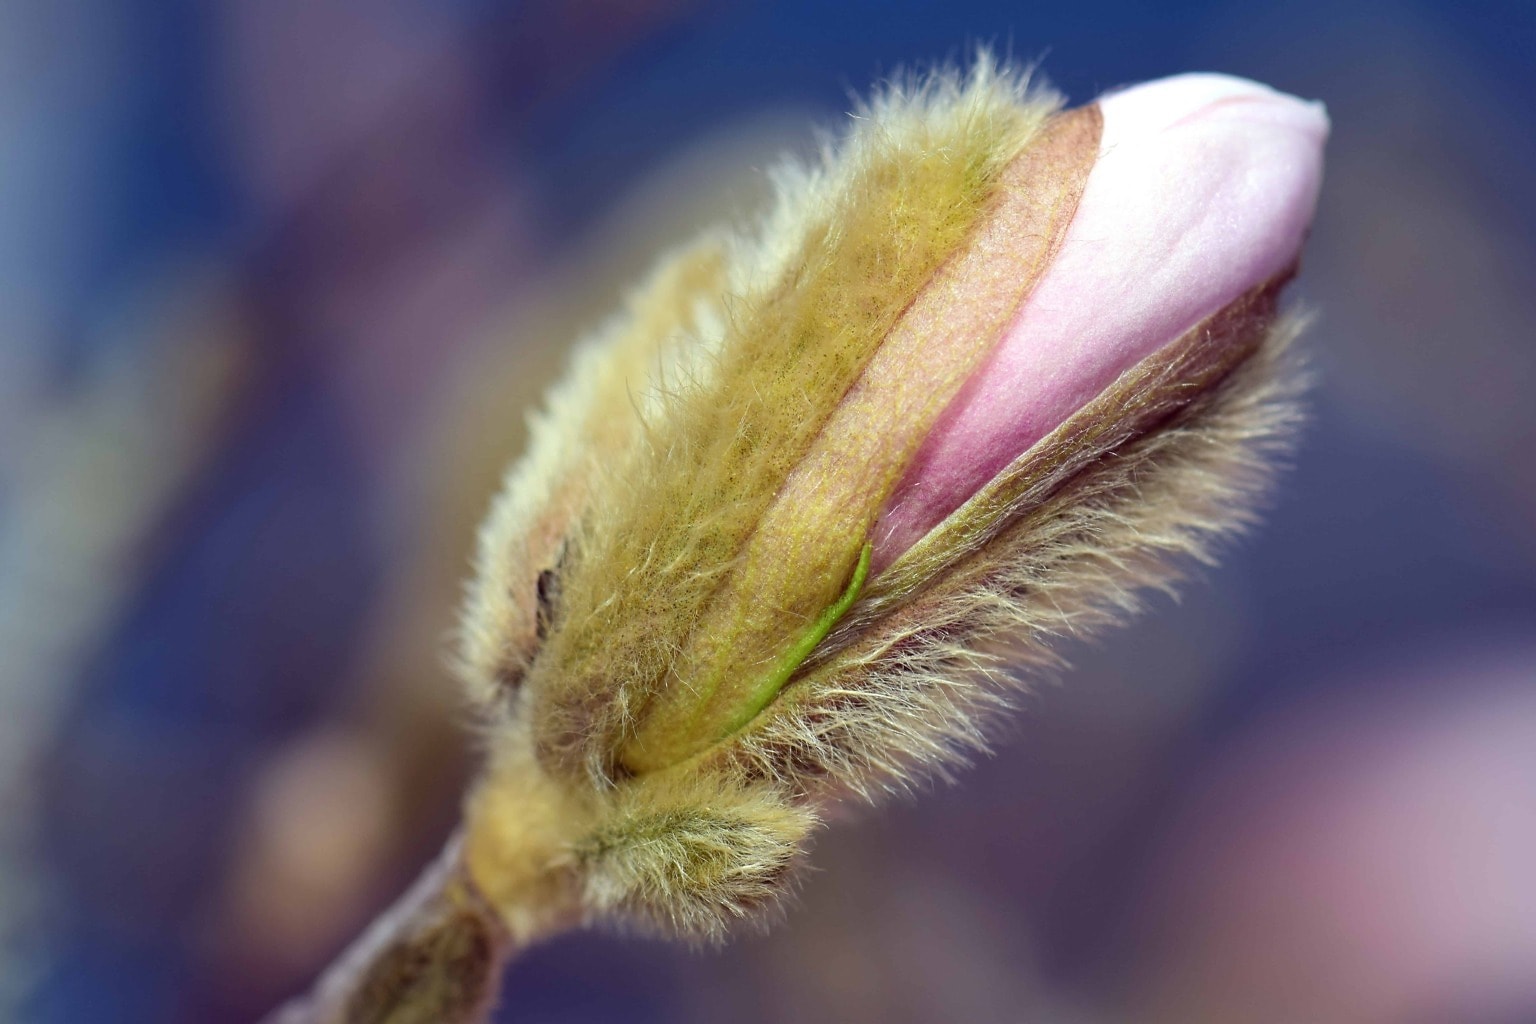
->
[4,1,1536,1021]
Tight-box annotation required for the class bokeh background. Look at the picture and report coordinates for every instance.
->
[4,1,1535,1021]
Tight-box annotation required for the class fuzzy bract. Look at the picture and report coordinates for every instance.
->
[456,56,1325,938]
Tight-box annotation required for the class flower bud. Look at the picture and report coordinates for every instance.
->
[457,57,1326,938]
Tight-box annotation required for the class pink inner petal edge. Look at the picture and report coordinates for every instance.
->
[872,74,1329,570]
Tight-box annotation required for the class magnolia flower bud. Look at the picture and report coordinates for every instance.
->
[456,58,1327,944]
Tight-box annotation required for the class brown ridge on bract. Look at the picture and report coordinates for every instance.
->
[859,268,1296,621]
[619,102,1103,774]
[699,281,1305,798]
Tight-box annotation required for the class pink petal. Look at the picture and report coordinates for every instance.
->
[873,74,1329,568]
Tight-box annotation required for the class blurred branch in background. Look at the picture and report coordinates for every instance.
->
[0,269,249,1018]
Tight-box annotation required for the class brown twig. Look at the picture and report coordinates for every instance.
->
[259,831,515,1024]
